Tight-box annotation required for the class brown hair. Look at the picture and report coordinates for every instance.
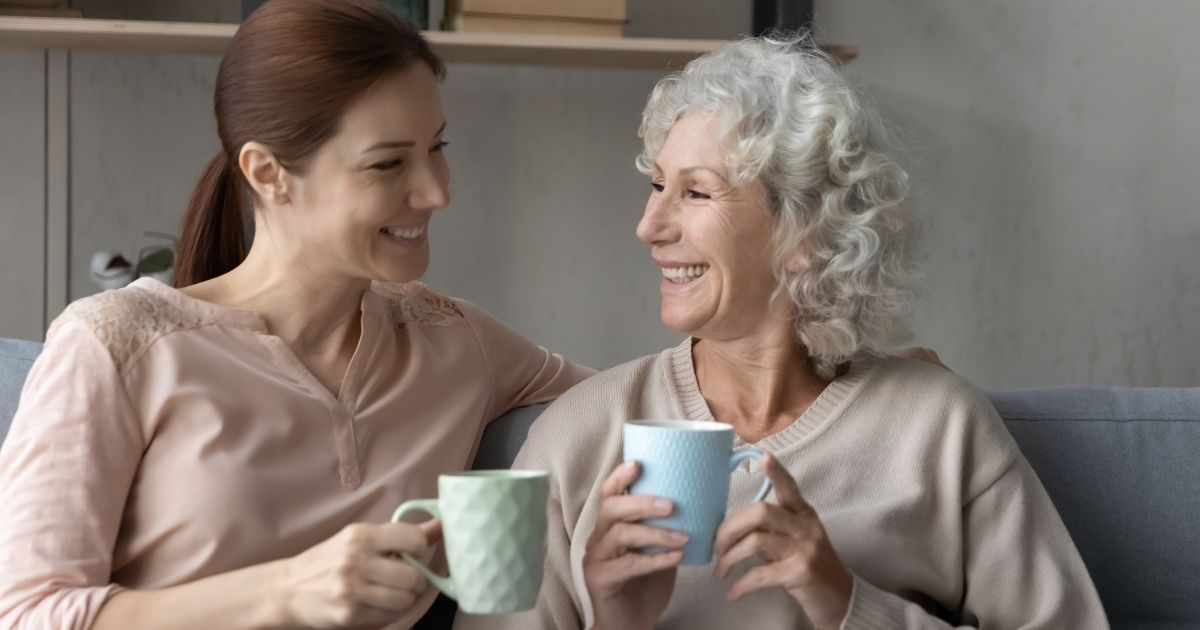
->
[173,0,445,287]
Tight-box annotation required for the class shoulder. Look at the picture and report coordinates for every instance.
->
[865,354,1018,495]
[548,352,661,414]
[520,352,661,459]
[867,354,998,419]
[370,281,467,328]
[47,284,206,375]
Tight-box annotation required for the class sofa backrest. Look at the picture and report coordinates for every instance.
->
[0,337,40,444]
[991,387,1200,628]
[2,337,1198,628]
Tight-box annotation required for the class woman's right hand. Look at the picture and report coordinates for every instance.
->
[274,520,440,628]
[583,461,688,630]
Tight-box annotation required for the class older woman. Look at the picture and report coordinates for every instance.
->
[459,36,1107,629]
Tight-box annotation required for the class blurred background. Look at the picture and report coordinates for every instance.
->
[0,0,1196,389]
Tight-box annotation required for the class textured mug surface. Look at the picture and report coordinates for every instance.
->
[624,419,772,565]
[392,470,549,614]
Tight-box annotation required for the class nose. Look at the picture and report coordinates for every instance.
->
[636,189,680,245]
[407,160,451,213]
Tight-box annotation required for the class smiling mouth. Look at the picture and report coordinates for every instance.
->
[380,225,426,239]
[661,264,709,284]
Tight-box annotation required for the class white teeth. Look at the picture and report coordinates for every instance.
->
[384,225,425,239]
[661,264,709,284]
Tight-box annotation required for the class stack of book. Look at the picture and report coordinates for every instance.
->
[0,0,81,17]
[447,0,625,37]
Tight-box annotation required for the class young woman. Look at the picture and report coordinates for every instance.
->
[0,2,592,628]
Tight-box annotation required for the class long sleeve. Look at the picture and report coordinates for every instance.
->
[840,457,1109,629]
[456,299,595,421]
[0,319,144,630]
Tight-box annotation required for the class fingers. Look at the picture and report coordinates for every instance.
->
[417,519,442,546]
[354,581,420,613]
[712,501,794,557]
[713,530,787,579]
[593,461,675,538]
[361,555,429,594]
[727,562,791,602]
[594,493,674,537]
[368,522,431,556]
[592,521,687,560]
[761,454,812,515]
[588,549,684,596]
[599,460,641,499]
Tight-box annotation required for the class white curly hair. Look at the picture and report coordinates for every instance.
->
[636,33,920,379]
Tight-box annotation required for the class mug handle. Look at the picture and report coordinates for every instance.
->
[729,448,773,502]
[391,499,456,601]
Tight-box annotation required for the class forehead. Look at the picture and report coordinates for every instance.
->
[658,111,727,173]
[336,63,444,140]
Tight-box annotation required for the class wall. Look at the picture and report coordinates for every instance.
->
[1,0,1195,388]
[816,0,1200,387]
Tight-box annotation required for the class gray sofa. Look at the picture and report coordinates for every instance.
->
[2,336,1198,629]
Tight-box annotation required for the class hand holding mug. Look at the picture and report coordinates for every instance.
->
[583,460,687,630]
[276,520,438,628]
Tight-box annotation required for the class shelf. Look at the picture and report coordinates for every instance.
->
[0,17,857,69]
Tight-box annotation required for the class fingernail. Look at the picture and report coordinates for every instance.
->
[653,498,672,512]
[669,531,688,543]
[625,461,638,471]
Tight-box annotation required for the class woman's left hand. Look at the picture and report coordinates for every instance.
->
[712,454,853,630]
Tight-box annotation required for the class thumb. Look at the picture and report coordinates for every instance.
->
[417,519,443,545]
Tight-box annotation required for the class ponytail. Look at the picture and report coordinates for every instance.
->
[173,151,246,287]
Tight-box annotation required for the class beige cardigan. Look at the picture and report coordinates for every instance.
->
[457,338,1109,629]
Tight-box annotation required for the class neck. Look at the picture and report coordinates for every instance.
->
[185,235,368,357]
[693,322,831,443]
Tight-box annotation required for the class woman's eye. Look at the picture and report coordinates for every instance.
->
[650,182,665,193]
[370,159,404,171]
[431,141,450,153]
[686,189,711,200]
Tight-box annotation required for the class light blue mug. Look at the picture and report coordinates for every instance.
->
[624,419,773,565]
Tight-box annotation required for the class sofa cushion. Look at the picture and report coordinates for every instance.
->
[0,337,40,445]
[993,387,1200,628]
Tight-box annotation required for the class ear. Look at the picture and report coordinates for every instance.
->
[238,141,291,206]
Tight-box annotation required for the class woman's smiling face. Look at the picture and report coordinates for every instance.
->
[636,112,784,341]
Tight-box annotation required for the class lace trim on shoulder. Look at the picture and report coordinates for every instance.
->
[371,281,466,328]
[48,286,208,376]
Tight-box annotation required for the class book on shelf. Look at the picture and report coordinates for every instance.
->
[449,0,624,22]
[0,0,62,7]
[449,12,622,37]
[0,6,82,17]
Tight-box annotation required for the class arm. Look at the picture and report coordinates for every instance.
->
[0,320,143,629]
[834,457,1107,628]
[0,320,437,630]
[456,299,596,420]
[93,521,438,630]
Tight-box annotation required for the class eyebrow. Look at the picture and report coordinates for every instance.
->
[361,122,447,154]
[654,161,731,185]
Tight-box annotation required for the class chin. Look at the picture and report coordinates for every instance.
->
[376,262,429,284]
[660,308,702,335]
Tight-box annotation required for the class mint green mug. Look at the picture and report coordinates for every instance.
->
[392,470,550,614]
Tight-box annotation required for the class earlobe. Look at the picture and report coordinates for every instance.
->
[238,141,290,206]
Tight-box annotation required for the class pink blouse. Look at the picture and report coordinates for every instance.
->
[0,277,593,629]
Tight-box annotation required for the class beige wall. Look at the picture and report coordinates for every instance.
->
[0,0,1195,388]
